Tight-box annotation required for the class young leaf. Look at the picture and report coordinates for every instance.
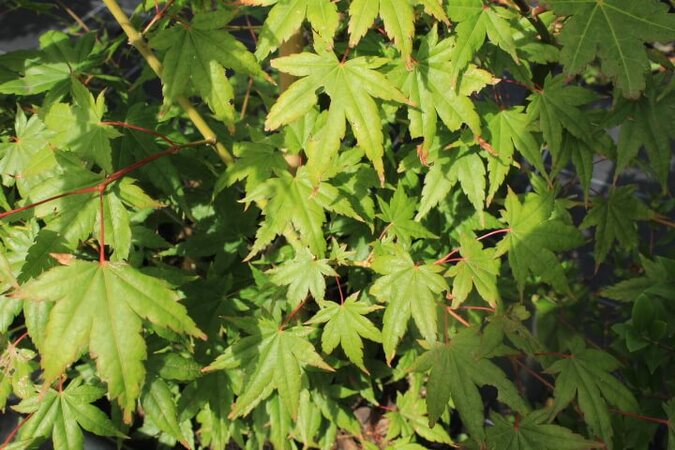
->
[580,186,653,266]
[487,410,598,450]
[206,320,333,419]
[447,0,519,83]
[21,260,204,421]
[141,377,187,445]
[149,10,261,121]
[385,389,453,445]
[251,0,339,59]
[0,108,53,179]
[389,27,491,150]
[371,245,448,363]
[411,327,528,439]
[266,52,409,181]
[306,293,382,372]
[446,233,500,308]
[546,341,639,449]
[542,0,675,97]
[377,185,437,247]
[15,383,123,449]
[268,247,337,306]
[496,190,583,294]
[417,144,486,219]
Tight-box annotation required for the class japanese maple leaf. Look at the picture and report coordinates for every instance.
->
[542,0,675,98]
[446,233,500,308]
[265,51,410,181]
[21,260,205,421]
[268,247,337,306]
[412,327,528,440]
[545,340,638,449]
[205,319,333,419]
[348,0,448,64]
[0,108,53,178]
[388,27,495,151]
[496,190,583,295]
[14,383,123,449]
[150,10,262,123]
[447,0,520,83]
[377,185,437,248]
[580,186,653,267]
[245,0,339,59]
[306,293,382,372]
[370,244,448,362]
[487,410,598,450]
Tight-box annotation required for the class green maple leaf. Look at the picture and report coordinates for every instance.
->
[0,108,53,179]
[611,75,675,187]
[348,0,449,64]
[527,75,597,157]
[44,80,121,172]
[545,340,638,449]
[265,51,410,181]
[580,186,653,266]
[370,244,448,362]
[14,382,123,449]
[377,185,436,247]
[542,0,675,98]
[141,377,187,446]
[219,140,288,194]
[384,389,453,445]
[486,410,599,450]
[21,260,205,421]
[306,293,382,372]
[411,327,528,440]
[485,106,545,204]
[446,233,500,308]
[268,247,338,306]
[247,0,339,59]
[149,10,261,122]
[496,190,583,294]
[417,143,486,219]
[603,255,675,303]
[389,27,494,150]
[245,167,360,259]
[447,0,519,83]
[205,319,333,419]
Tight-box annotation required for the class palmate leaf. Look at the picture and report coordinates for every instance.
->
[542,0,675,98]
[14,382,123,450]
[44,80,121,172]
[496,190,583,295]
[205,319,333,419]
[149,10,261,123]
[370,244,448,363]
[611,75,675,187]
[580,186,653,267]
[244,168,360,259]
[385,389,453,445]
[526,75,596,157]
[20,260,204,421]
[268,247,337,306]
[446,233,500,308]
[411,327,528,440]
[0,108,53,180]
[487,410,598,450]
[546,340,639,450]
[447,0,519,83]
[265,51,410,181]
[306,293,382,372]
[389,27,494,150]
[377,185,437,248]
[485,105,545,204]
[246,0,339,59]
[417,143,486,219]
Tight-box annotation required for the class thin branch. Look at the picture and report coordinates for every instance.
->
[434,228,511,265]
[609,408,671,426]
[446,307,471,327]
[335,275,345,304]
[511,0,555,45]
[1,413,33,448]
[281,297,309,329]
[511,356,555,391]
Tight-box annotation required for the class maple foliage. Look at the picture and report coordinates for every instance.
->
[0,0,674,449]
